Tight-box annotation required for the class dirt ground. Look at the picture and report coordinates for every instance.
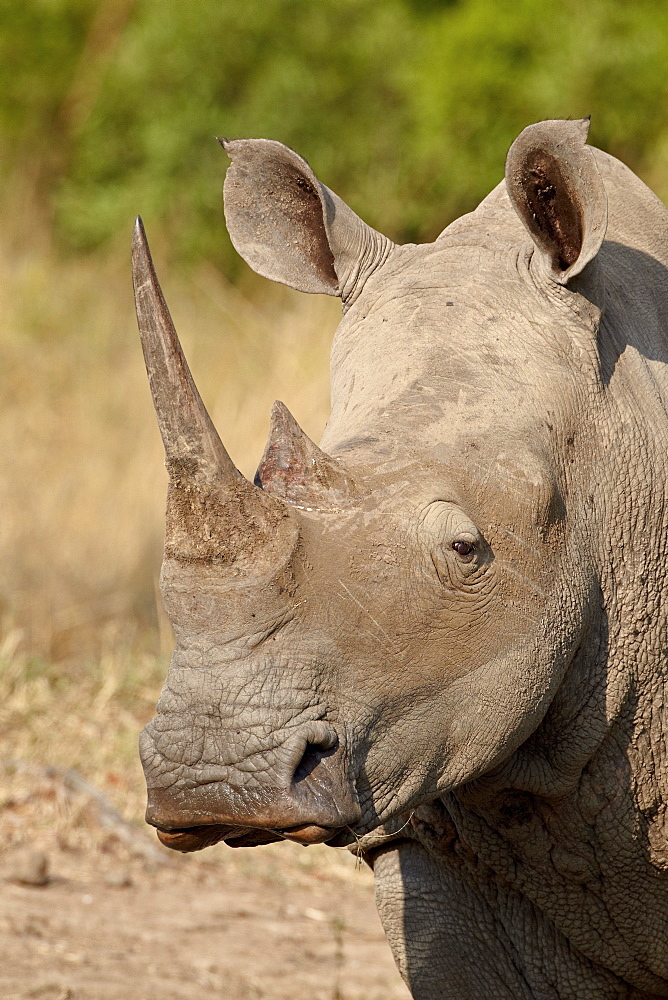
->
[0,764,410,1000]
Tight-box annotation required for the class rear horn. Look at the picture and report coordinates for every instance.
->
[256,401,360,511]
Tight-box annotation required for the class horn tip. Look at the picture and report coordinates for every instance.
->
[270,400,301,438]
[132,216,150,259]
[271,399,289,418]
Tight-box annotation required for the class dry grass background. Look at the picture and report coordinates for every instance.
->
[0,200,340,824]
[0,211,405,1000]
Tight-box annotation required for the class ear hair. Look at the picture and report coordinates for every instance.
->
[505,119,607,284]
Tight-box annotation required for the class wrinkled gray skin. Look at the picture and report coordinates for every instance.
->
[135,120,668,998]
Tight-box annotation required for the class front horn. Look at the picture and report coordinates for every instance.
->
[132,216,237,484]
[132,217,295,567]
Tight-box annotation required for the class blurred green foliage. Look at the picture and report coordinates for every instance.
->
[2,0,667,271]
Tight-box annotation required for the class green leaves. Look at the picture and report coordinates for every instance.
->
[3,0,667,270]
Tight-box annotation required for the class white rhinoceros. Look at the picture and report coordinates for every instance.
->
[134,119,668,999]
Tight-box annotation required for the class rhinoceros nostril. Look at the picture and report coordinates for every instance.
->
[289,723,339,785]
[293,740,337,782]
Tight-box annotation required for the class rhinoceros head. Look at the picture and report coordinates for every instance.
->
[136,119,608,853]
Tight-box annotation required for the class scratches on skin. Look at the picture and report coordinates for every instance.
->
[336,578,401,653]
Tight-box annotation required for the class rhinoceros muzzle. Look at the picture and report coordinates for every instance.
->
[146,794,357,852]
[142,720,361,852]
[145,784,359,852]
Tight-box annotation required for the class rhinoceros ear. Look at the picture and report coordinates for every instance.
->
[505,119,608,284]
[219,138,394,304]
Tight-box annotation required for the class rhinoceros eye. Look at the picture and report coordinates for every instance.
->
[452,539,475,558]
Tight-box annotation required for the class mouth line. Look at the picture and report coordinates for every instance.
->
[151,800,417,853]
[154,820,347,852]
[155,823,231,851]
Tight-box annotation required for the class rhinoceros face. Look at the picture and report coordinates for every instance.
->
[136,119,607,853]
